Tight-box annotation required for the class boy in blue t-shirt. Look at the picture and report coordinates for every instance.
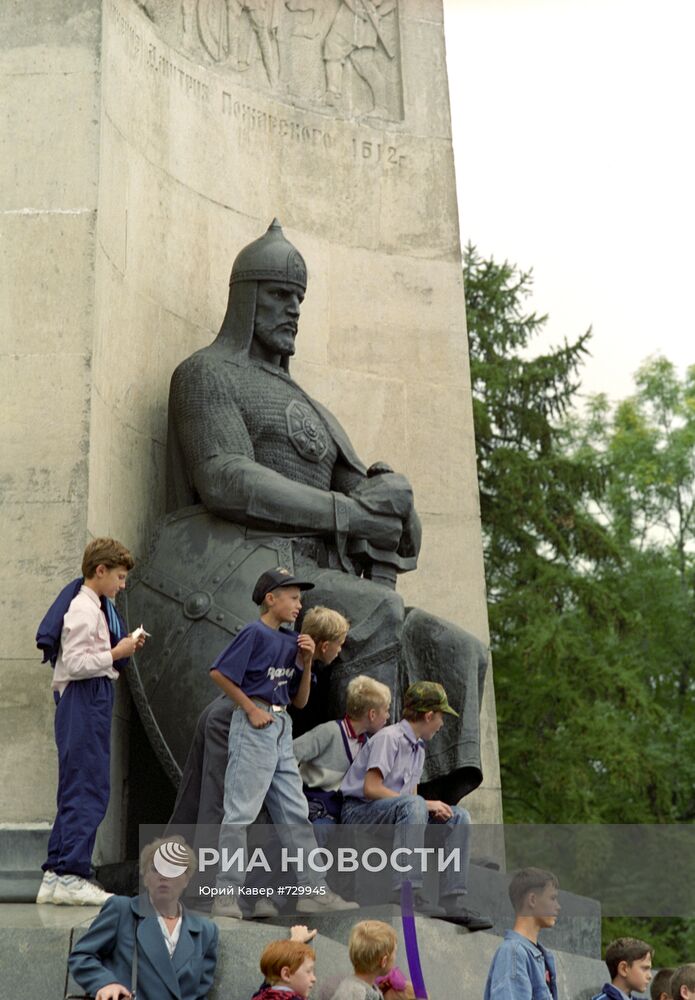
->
[210,567,358,919]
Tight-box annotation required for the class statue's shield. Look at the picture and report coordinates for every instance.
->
[121,505,297,784]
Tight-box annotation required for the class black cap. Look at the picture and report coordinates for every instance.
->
[252,568,315,606]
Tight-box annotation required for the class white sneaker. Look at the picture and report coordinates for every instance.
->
[296,888,359,913]
[36,870,58,904]
[53,875,113,906]
[211,896,243,920]
[251,898,280,920]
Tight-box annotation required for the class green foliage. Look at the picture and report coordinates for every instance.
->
[464,245,613,595]
[464,246,695,825]
[573,358,695,823]
[602,917,695,970]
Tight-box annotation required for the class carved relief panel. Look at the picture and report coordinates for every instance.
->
[147,0,404,121]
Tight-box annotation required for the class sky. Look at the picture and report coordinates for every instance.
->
[443,0,695,404]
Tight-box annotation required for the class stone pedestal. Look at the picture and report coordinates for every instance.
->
[3,900,605,1000]
[1,0,501,877]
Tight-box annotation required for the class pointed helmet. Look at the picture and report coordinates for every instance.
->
[216,219,307,371]
[229,218,307,290]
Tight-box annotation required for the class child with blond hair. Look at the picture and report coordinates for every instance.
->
[294,673,391,823]
[330,920,398,1000]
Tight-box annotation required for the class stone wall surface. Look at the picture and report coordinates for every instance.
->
[0,1,102,824]
[92,0,501,830]
[1,0,502,866]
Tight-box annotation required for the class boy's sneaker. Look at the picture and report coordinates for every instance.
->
[296,888,359,913]
[437,896,494,931]
[36,870,58,904]
[211,897,243,920]
[388,888,445,917]
[53,874,113,907]
[251,898,280,920]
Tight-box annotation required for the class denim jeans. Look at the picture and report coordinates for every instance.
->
[340,793,471,896]
[217,706,324,892]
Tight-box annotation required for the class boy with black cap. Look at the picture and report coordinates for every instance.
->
[340,681,493,930]
[210,567,358,918]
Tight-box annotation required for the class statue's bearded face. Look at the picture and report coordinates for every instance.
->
[253,281,305,358]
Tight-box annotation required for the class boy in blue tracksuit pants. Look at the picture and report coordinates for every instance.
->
[592,937,654,1000]
[36,538,145,906]
[484,867,561,1000]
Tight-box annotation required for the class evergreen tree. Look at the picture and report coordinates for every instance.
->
[465,245,617,821]
[464,248,695,823]
[465,246,695,954]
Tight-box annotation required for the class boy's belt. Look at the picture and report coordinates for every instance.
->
[251,697,287,713]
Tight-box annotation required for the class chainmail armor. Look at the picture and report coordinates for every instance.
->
[171,351,336,491]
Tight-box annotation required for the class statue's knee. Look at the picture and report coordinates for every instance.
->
[379,589,405,628]
[404,607,486,661]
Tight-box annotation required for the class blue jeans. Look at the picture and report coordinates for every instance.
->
[217,706,324,892]
[340,793,471,896]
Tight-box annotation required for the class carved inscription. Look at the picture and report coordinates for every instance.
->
[351,137,406,168]
[109,3,409,168]
[110,2,210,104]
[222,94,334,149]
[220,94,406,166]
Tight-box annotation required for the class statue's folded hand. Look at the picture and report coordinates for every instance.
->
[349,472,414,519]
[344,498,402,550]
[399,507,422,559]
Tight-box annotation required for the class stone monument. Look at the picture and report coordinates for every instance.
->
[125,217,490,805]
[2,0,502,872]
[0,5,612,998]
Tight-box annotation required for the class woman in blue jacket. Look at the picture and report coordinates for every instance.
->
[69,836,218,1000]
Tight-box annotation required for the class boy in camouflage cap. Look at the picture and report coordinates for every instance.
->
[404,681,459,715]
[340,681,492,930]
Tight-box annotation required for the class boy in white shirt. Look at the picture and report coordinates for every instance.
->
[37,538,145,906]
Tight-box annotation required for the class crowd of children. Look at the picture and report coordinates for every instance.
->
[236,902,695,1000]
[37,548,494,926]
[481,867,695,1000]
[37,540,695,999]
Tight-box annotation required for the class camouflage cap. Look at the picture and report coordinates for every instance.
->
[404,681,459,717]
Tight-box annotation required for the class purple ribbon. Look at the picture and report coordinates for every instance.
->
[400,880,428,999]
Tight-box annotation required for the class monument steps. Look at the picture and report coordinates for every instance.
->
[3,901,605,1000]
[4,850,605,996]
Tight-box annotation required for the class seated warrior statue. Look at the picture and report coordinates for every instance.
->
[138,219,488,804]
